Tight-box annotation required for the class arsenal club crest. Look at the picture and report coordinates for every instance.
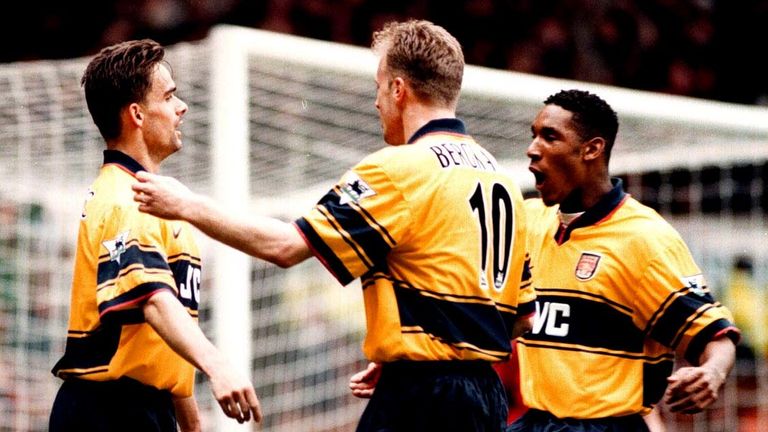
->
[575,252,601,281]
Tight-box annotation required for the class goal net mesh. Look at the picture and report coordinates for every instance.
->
[1,24,767,431]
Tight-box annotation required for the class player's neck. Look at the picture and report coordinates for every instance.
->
[402,103,456,143]
[107,140,159,173]
[559,176,614,214]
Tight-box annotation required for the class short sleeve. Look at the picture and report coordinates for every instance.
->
[95,205,176,324]
[296,152,411,285]
[634,238,740,363]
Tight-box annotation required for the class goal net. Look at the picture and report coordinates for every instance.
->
[1,24,767,431]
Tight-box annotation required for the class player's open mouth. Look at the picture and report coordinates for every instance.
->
[530,167,545,187]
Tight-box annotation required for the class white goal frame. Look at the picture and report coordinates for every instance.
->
[3,23,768,432]
[206,24,768,431]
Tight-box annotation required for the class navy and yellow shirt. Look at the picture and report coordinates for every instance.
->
[296,119,535,363]
[52,150,201,397]
[517,179,739,418]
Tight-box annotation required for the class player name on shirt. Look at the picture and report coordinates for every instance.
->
[429,142,498,171]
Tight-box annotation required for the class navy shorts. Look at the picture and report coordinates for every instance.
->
[507,408,650,432]
[356,360,508,432]
[49,377,176,432]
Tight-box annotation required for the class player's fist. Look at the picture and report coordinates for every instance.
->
[349,362,382,398]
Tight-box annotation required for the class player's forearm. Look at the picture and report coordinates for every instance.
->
[144,291,263,424]
[697,335,736,386]
[143,290,228,378]
[182,194,311,267]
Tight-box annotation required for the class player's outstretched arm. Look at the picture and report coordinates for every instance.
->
[143,290,263,424]
[349,362,382,399]
[664,335,736,414]
[132,171,312,267]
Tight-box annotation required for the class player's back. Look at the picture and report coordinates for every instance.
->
[355,120,532,361]
[298,119,534,362]
[380,130,526,299]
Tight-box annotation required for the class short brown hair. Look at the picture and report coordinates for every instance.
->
[372,20,464,107]
[81,39,165,140]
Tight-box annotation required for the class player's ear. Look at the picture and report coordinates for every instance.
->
[127,103,144,126]
[582,137,605,162]
[391,76,406,102]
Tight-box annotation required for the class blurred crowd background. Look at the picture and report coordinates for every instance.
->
[3,0,768,106]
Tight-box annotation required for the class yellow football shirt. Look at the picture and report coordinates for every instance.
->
[52,150,200,397]
[296,119,535,363]
[517,180,739,418]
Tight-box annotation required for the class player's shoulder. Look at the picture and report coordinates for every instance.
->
[620,196,678,233]
[616,195,687,248]
[87,166,156,225]
[91,166,136,205]
[357,141,439,174]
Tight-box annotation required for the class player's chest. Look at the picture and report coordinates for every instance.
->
[530,232,643,301]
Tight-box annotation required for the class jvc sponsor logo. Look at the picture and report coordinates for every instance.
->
[532,301,570,337]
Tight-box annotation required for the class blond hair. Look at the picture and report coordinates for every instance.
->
[372,19,464,107]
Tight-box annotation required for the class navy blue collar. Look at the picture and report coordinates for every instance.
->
[407,118,467,144]
[555,178,627,244]
[103,150,146,175]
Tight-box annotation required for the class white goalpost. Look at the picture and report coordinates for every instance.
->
[1,23,767,432]
[207,25,768,431]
